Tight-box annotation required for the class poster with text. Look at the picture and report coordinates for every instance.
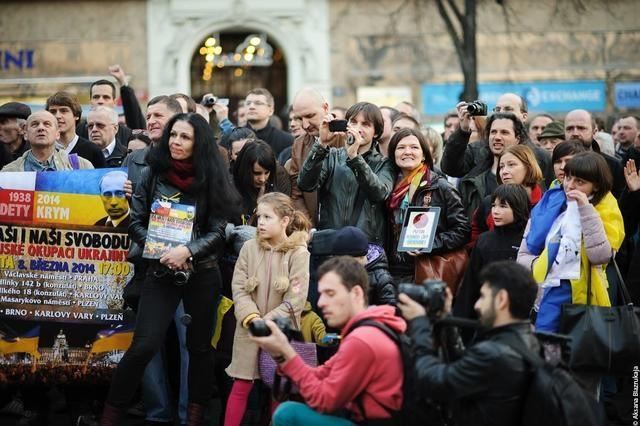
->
[397,207,440,253]
[0,168,134,384]
[0,168,133,325]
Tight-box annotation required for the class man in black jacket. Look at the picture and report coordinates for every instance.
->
[397,260,539,426]
[87,107,128,167]
[441,93,553,185]
[245,88,293,157]
[46,91,106,168]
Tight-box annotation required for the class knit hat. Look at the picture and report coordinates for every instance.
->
[538,121,565,140]
[0,102,31,120]
[331,226,368,257]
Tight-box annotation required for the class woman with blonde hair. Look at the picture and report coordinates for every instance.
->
[422,127,444,168]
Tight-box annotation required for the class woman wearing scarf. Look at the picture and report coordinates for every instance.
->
[101,113,241,425]
[386,128,470,282]
[517,152,624,333]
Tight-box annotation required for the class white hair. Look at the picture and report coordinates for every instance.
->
[89,106,119,124]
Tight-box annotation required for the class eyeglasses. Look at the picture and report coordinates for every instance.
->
[245,100,269,107]
[131,129,149,137]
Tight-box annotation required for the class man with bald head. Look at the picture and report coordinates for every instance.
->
[564,109,625,197]
[2,111,92,172]
[288,88,344,224]
[441,92,553,186]
[492,93,528,122]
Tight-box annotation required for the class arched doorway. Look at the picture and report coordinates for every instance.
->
[190,31,288,125]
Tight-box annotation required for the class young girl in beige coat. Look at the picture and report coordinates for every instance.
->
[224,192,311,426]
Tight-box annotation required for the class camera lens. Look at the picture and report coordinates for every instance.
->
[173,270,190,286]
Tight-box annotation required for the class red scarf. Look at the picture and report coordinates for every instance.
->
[387,164,429,210]
[166,159,195,192]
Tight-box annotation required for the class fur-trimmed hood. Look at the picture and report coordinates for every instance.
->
[257,230,309,253]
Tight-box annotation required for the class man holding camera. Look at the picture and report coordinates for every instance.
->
[441,93,552,186]
[397,260,539,426]
[251,256,404,425]
[297,102,394,246]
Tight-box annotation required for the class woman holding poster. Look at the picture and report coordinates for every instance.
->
[101,113,240,425]
[386,128,470,285]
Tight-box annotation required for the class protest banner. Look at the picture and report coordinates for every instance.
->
[0,168,134,382]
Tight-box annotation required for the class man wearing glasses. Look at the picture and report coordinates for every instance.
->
[2,110,93,172]
[95,170,130,227]
[441,92,552,186]
[244,88,293,157]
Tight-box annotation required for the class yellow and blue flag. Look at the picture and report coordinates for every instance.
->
[90,324,134,354]
[0,326,40,358]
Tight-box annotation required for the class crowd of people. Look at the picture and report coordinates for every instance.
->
[0,63,638,425]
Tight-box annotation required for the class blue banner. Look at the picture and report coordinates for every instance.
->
[614,82,640,109]
[421,80,606,115]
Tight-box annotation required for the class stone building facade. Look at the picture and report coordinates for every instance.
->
[1,0,639,118]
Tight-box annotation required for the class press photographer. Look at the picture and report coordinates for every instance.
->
[397,260,540,426]
[250,256,404,425]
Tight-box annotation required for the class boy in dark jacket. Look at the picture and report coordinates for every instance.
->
[331,226,396,305]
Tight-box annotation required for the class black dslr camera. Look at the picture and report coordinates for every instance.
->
[466,100,488,116]
[249,317,303,341]
[398,280,447,318]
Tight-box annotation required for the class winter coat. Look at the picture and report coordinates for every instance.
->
[297,142,394,245]
[300,301,326,344]
[130,167,226,266]
[281,305,405,421]
[388,171,470,279]
[454,223,526,320]
[518,192,624,306]
[2,149,93,172]
[226,231,310,380]
[458,167,496,224]
[409,318,538,426]
[441,127,553,184]
[365,245,397,305]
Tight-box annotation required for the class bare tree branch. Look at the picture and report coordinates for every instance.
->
[445,0,464,26]
[435,0,464,60]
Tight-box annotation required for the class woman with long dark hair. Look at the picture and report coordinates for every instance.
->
[232,139,291,224]
[101,113,241,425]
[386,128,470,283]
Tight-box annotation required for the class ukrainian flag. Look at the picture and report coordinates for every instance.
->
[90,324,134,354]
[0,326,41,358]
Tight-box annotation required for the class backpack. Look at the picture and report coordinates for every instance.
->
[507,338,603,426]
[346,318,448,426]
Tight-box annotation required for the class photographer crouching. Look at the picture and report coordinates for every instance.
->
[250,256,404,426]
[397,260,539,426]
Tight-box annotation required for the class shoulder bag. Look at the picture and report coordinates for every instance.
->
[559,257,640,375]
[413,188,468,294]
